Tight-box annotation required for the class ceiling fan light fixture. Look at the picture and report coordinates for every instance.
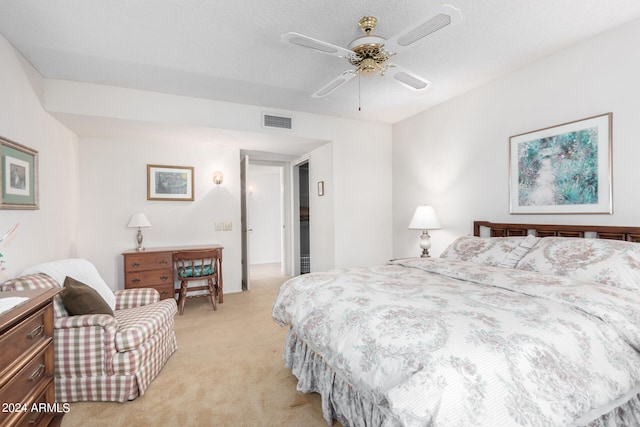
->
[281,5,461,97]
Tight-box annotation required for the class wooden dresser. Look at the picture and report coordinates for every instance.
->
[123,244,224,303]
[0,287,65,427]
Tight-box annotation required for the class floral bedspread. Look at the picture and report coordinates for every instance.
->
[271,258,640,426]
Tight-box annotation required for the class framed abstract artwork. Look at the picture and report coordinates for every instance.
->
[509,113,612,214]
[147,164,194,201]
[0,136,38,210]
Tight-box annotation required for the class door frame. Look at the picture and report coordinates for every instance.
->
[291,155,310,277]
[240,157,296,284]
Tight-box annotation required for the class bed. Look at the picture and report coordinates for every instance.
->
[271,221,640,426]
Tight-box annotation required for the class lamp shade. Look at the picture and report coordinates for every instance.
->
[127,213,152,228]
[408,205,441,230]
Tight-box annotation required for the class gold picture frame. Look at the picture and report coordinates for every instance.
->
[147,164,194,201]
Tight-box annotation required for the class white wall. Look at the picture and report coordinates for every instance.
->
[0,36,78,279]
[77,137,242,292]
[393,18,640,258]
[309,142,334,272]
[333,125,393,267]
[40,77,392,286]
[248,164,281,264]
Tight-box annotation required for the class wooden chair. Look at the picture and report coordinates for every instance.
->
[173,249,220,315]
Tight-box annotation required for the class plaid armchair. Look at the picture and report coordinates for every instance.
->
[1,263,178,403]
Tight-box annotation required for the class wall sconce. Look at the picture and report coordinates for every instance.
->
[213,171,224,185]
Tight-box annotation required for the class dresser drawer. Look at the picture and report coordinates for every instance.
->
[124,269,174,288]
[0,306,50,383]
[0,346,51,415]
[153,283,175,300]
[124,253,172,272]
[11,381,58,427]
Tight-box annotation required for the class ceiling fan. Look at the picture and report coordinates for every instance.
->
[281,5,462,98]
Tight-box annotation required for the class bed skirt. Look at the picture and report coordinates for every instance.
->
[284,328,640,427]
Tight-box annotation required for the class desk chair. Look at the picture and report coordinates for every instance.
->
[173,249,220,315]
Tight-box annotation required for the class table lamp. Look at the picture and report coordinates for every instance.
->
[127,213,152,251]
[408,205,441,258]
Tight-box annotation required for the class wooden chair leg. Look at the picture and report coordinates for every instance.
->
[178,280,188,315]
[208,278,217,311]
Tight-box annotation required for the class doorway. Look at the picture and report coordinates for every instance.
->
[248,164,284,275]
[241,154,294,291]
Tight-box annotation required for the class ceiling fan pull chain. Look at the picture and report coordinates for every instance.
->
[358,73,362,112]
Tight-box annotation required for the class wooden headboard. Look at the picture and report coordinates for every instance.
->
[474,221,640,242]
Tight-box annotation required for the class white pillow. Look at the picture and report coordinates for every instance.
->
[515,237,640,291]
[22,258,116,310]
[497,235,540,268]
[440,236,529,267]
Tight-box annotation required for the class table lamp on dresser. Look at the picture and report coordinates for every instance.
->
[127,213,152,251]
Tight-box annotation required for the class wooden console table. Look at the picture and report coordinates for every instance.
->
[122,245,224,303]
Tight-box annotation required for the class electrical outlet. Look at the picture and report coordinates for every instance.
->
[215,222,222,231]
[223,222,232,231]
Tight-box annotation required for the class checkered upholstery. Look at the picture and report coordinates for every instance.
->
[2,271,178,402]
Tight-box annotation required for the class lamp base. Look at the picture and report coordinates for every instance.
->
[418,230,432,258]
[135,228,145,251]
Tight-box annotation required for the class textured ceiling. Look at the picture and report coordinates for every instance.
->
[1,1,640,132]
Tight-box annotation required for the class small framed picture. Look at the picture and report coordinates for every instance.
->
[147,164,194,201]
[0,136,39,210]
[318,181,325,196]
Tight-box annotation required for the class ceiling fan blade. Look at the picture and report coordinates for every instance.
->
[311,70,357,97]
[385,64,431,91]
[281,32,355,58]
[384,4,462,54]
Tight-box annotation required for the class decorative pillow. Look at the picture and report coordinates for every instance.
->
[515,237,640,291]
[62,276,114,316]
[439,236,533,267]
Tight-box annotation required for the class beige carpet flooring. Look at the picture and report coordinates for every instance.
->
[61,264,339,427]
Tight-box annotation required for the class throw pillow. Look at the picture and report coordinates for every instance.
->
[62,276,114,316]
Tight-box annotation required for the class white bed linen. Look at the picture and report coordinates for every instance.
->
[272,258,640,426]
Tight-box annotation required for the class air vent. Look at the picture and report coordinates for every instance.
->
[263,113,292,130]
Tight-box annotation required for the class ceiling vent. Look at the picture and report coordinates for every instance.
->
[262,113,292,130]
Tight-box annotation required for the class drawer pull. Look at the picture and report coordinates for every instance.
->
[160,291,168,296]
[160,276,169,281]
[131,278,141,284]
[27,324,44,339]
[132,262,141,268]
[29,364,45,382]
[160,260,168,265]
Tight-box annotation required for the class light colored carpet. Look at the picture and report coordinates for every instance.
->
[61,264,338,427]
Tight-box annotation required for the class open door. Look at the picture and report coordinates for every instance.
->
[240,155,250,290]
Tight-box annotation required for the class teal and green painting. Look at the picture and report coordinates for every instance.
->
[518,127,598,206]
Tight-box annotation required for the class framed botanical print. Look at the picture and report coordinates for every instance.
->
[0,136,38,210]
[509,113,612,214]
[147,164,194,201]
